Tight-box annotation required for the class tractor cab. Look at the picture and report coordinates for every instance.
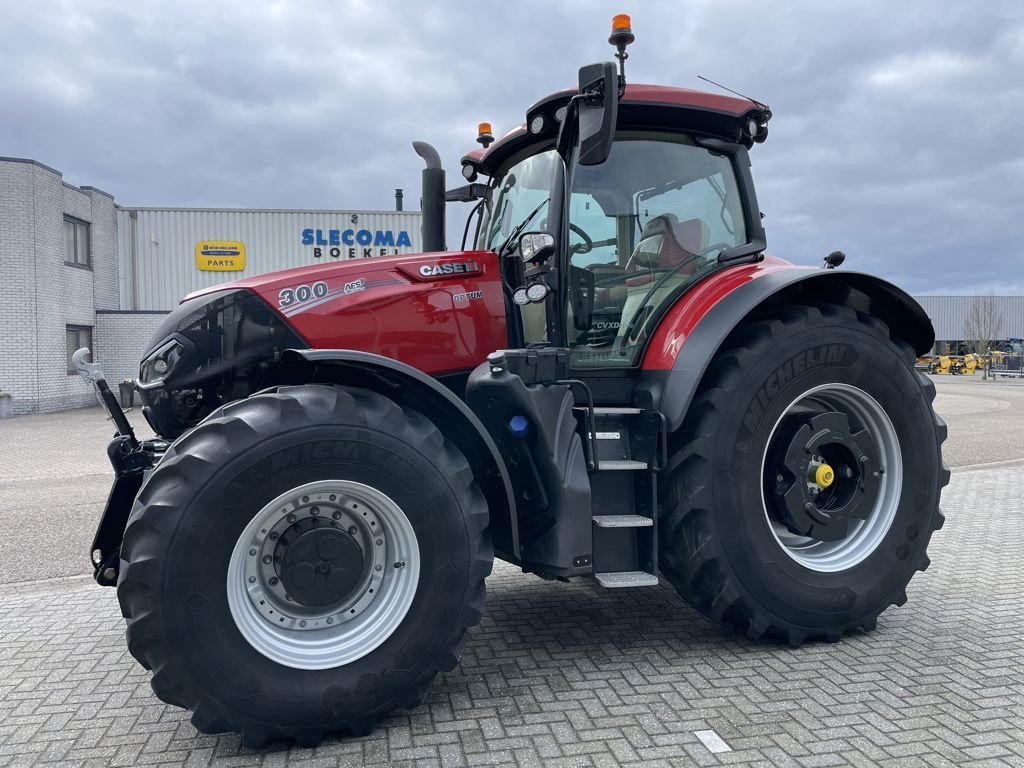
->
[478,116,762,367]
[458,37,769,381]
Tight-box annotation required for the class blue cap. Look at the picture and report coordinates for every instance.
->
[508,415,529,437]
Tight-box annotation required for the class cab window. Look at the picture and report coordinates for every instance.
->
[567,135,747,368]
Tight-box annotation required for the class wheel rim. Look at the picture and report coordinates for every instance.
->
[760,383,902,573]
[227,480,420,670]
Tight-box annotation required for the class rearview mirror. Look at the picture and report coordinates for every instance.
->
[576,62,619,166]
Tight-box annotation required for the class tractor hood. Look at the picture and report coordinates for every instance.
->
[183,249,507,373]
[138,249,508,439]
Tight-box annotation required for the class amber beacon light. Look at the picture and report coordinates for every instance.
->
[609,14,635,88]
[609,14,635,45]
[476,122,494,148]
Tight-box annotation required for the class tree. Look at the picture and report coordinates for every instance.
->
[964,294,1003,380]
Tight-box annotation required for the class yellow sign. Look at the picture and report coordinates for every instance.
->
[196,241,246,271]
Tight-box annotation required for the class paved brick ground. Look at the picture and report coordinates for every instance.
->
[1,378,1023,766]
[1,463,1022,767]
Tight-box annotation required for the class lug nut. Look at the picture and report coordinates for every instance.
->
[269,532,279,541]
[262,555,272,564]
[302,496,309,503]
[248,576,256,584]
[249,548,257,556]
[375,565,382,571]
[333,511,342,520]
[287,514,297,523]
[269,577,279,586]
[394,561,405,569]
[348,526,357,535]
[376,538,383,546]
[311,506,320,516]
[329,495,337,501]
[326,617,333,624]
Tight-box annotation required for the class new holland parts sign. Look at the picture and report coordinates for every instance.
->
[196,241,246,271]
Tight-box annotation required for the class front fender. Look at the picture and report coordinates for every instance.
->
[637,261,934,433]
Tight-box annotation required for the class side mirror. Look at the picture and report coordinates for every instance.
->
[575,62,619,166]
[518,232,556,263]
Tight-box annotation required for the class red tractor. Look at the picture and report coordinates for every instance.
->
[76,16,946,747]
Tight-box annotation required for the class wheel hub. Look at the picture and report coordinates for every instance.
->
[277,528,364,608]
[227,479,420,669]
[768,410,882,541]
[244,490,388,631]
[760,383,902,573]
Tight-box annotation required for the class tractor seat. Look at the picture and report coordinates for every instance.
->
[626,214,708,286]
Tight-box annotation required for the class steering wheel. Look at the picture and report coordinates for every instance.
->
[569,223,593,254]
[624,241,732,275]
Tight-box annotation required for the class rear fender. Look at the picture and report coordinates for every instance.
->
[637,264,935,433]
[270,349,519,560]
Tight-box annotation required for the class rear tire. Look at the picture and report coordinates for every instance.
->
[118,384,492,747]
[659,304,948,645]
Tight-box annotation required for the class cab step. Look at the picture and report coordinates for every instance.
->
[594,571,659,588]
[597,459,648,471]
[592,514,653,528]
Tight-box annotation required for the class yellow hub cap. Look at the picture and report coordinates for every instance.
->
[815,463,835,488]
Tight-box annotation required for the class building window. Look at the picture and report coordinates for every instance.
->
[64,215,91,267]
[66,325,93,374]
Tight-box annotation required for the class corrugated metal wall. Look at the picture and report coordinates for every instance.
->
[117,208,423,310]
[913,295,1024,342]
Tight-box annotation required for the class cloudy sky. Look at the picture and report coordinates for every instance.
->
[3,0,1022,294]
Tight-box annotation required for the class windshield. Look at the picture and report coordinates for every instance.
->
[481,150,558,251]
[567,135,748,368]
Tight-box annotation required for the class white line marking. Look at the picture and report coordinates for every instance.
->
[694,729,732,754]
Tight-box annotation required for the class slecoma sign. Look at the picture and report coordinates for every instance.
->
[301,228,414,259]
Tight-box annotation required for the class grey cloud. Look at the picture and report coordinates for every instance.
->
[2,0,1021,293]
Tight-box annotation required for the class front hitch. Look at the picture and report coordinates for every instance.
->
[72,348,138,446]
[73,348,168,585]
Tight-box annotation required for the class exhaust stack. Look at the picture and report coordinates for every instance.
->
[412,142,445,252]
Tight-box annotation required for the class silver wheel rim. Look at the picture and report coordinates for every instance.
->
[760,383,902,573]
[227,479,420,670]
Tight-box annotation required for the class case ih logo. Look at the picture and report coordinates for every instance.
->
[419,260,481,278]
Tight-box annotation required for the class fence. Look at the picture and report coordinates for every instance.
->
[989,354,1024,378]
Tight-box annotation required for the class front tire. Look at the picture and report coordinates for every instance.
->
[659,304,948,645]
[118,384,492,746]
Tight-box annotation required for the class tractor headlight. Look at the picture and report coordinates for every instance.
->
[139,339,184,387]
[519,232,555,262]
[529,114,546,134]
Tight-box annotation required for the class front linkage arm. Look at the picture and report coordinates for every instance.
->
[73,349,168,585]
